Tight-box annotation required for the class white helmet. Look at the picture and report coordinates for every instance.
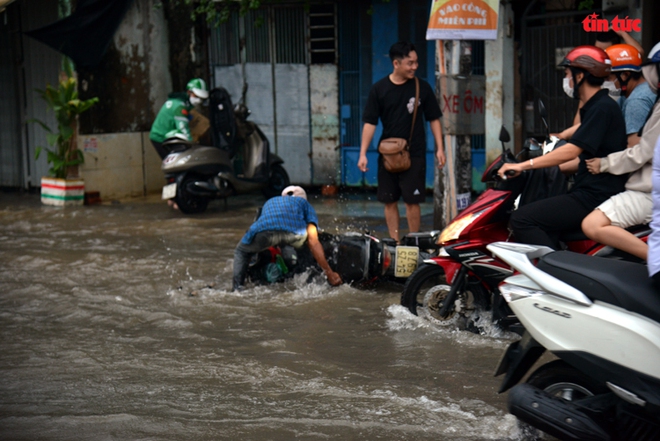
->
[647,41,660,65]
[281,185,307,200]
[642,41,660,94]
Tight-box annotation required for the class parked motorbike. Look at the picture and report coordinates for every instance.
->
[400,108,650,331]
[160,84,290,214]
[248,230,441,287]
[489,241,660,440]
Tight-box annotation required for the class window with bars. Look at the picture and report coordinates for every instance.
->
[209,13,240,66]
[209,5,335,67]
[308,4,337,64]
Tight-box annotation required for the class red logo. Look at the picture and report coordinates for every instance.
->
[582,13,641,33]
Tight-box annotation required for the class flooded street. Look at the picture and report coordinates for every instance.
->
[0,191,522,440]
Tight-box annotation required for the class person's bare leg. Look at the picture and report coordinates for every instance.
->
[582,210,648,260]
[404,202,421,233]
[384,202,400,242]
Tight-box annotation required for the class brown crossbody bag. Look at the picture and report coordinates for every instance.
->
[377,77,419,173]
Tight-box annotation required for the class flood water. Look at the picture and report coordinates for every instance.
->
[0,191,524,440]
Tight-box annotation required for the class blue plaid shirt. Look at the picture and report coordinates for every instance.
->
[241,196,319,244]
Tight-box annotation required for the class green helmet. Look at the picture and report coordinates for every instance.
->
[186,78,209,99]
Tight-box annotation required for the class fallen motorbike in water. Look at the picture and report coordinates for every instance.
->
[248,230,442,287]
[160,84,290,214]
[400,105,650,332]
[489,241,660,440]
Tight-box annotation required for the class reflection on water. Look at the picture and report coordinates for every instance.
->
[0,193,521,440]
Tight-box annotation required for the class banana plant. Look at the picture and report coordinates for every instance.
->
[32,59,99,179]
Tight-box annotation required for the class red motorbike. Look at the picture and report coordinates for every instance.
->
[400,125,650,332]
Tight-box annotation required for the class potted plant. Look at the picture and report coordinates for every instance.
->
[32,59,98,206]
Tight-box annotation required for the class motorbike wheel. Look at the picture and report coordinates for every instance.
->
[262,164,290,199]
[527,359,608,400]
[401,265,487,328]
[401,265,447,315]
[519,360,609,440]
[174,174,210,214]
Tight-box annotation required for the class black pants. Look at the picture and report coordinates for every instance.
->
[510,193,592,249]
[653,272,660,285]
[151,140,168,160]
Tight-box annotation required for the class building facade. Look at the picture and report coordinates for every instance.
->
[1,0,655,200]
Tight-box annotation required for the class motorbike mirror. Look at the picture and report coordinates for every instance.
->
[538,100,547,118]
[499,126,510,153]
[538,100,549,136]
[499,126,511,143]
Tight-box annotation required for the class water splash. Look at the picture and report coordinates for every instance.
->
[385,304,517,348]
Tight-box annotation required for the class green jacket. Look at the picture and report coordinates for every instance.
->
[149,93,192,143]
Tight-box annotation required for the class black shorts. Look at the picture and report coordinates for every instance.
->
[377,155,427,204]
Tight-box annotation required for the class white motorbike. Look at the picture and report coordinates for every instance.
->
[488,241,660,440]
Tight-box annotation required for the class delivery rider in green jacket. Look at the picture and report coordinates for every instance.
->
[149,78,209,159]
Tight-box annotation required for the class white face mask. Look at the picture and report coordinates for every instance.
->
[601,80,621,100]
[190,96,203,107]
[562,77,574,98]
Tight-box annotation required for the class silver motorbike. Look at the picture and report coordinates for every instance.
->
[161,85,290,214]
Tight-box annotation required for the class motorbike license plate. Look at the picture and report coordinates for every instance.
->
[394,246,419,278]
[162,183,177,200]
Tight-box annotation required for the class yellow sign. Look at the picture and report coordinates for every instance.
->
[426,0,499,41]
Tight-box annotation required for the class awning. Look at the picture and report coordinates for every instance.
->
[24,0,134,68]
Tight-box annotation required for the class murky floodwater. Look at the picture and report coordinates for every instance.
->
[0,191,523,440]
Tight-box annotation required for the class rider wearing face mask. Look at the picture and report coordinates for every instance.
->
[498,46,627,250]
[603,44,655,147]
[149,78,209,159]
[555,33,644,143]
[581,42,660,262]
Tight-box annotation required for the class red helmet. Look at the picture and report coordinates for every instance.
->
[606,44,642,72]
[559,45,611,78]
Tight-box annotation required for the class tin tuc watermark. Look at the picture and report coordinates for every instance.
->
[582,13,641,33]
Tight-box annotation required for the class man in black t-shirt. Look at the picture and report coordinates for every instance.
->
[359,41,445,242]
[498,46,627,249]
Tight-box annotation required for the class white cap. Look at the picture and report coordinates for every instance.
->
[281,185,307,200]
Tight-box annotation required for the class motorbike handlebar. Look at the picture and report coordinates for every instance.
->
[499,169,519,181]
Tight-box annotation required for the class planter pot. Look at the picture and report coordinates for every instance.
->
[41,177,85,206]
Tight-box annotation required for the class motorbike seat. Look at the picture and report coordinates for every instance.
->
[400,231,441,250]
[537,251,660,324]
